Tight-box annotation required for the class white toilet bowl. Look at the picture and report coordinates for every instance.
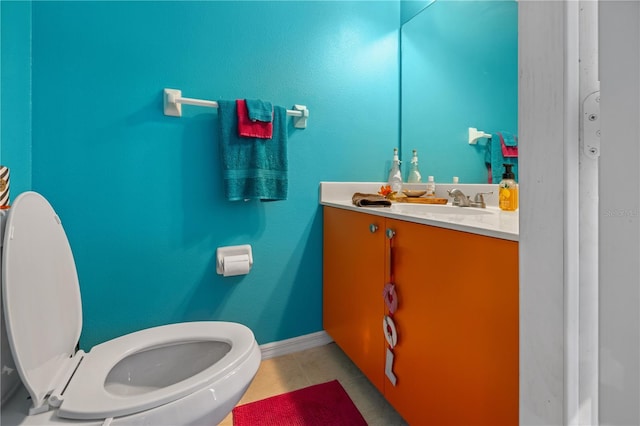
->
[0,192,261,425]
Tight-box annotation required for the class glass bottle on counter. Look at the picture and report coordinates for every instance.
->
[407,150,422,183]
[387,148,403,194]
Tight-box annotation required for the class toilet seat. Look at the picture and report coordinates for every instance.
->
[58,321,256,420]
[1,192,258,421]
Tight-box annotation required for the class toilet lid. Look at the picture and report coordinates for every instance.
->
[2,192,82,411]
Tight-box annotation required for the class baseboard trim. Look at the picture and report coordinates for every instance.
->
[259,331,333,360]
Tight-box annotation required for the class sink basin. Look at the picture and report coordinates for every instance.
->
[390,203,495,216]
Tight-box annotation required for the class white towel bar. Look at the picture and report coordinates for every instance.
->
[468,127,491,144]
[163,88,309,129]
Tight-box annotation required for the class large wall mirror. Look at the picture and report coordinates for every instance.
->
[401,0,518,183]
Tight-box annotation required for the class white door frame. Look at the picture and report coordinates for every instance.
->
[519,1,599,425]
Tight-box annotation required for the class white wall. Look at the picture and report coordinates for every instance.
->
[599,2,640,425]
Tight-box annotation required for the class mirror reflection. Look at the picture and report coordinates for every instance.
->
[401,0,518,184]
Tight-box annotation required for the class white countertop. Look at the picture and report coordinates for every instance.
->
[319,182,519,242]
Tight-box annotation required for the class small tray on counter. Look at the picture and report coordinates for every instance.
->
[396,197,448,205]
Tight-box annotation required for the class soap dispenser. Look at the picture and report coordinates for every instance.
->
[407,150,422,183]
[499,164,518,211]
[387,148,403,194]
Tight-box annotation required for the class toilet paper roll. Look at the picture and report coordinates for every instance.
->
[223,254,251,277]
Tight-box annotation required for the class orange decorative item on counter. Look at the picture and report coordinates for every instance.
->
[378,185,392,197]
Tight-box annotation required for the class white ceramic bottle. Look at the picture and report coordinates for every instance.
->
[387,148,403,193]
[425,175,436,197]
[407,150,422,183]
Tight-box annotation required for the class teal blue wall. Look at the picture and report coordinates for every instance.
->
[400,0,435,25]
[401,0,517,183]
[26,1,399,349]
[0,0,33,195]
[2,1,515,350]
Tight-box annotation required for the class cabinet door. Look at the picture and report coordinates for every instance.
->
[384,219,518,426]
[323,207,386,391]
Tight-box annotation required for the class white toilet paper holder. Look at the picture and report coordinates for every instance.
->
[216,245,253,275]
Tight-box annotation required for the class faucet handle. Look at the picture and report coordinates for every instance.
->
[473,191,493,203]
[473,191,493,208]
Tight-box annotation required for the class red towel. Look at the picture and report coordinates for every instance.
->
[500,133,518,158]
[236,100,273,139]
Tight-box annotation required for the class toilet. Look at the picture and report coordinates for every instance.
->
[0,191,261,425]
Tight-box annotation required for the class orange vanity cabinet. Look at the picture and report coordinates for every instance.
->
[323,207,519,425]
[322,206,386,392]
[383,218,518,426]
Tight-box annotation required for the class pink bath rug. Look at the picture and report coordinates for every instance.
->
[232,379,367,425]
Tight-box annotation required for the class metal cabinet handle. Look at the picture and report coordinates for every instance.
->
[369,224,379,233]
[386,228,395,240]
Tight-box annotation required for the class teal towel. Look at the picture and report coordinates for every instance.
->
[218,100,288,201]
[245,99,273,122]
[501,132,518,147]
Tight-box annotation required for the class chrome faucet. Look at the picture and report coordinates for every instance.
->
[448,189,493,208]
[447,188,471,207]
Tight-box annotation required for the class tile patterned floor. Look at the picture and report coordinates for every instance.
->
[220,342,407,425]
